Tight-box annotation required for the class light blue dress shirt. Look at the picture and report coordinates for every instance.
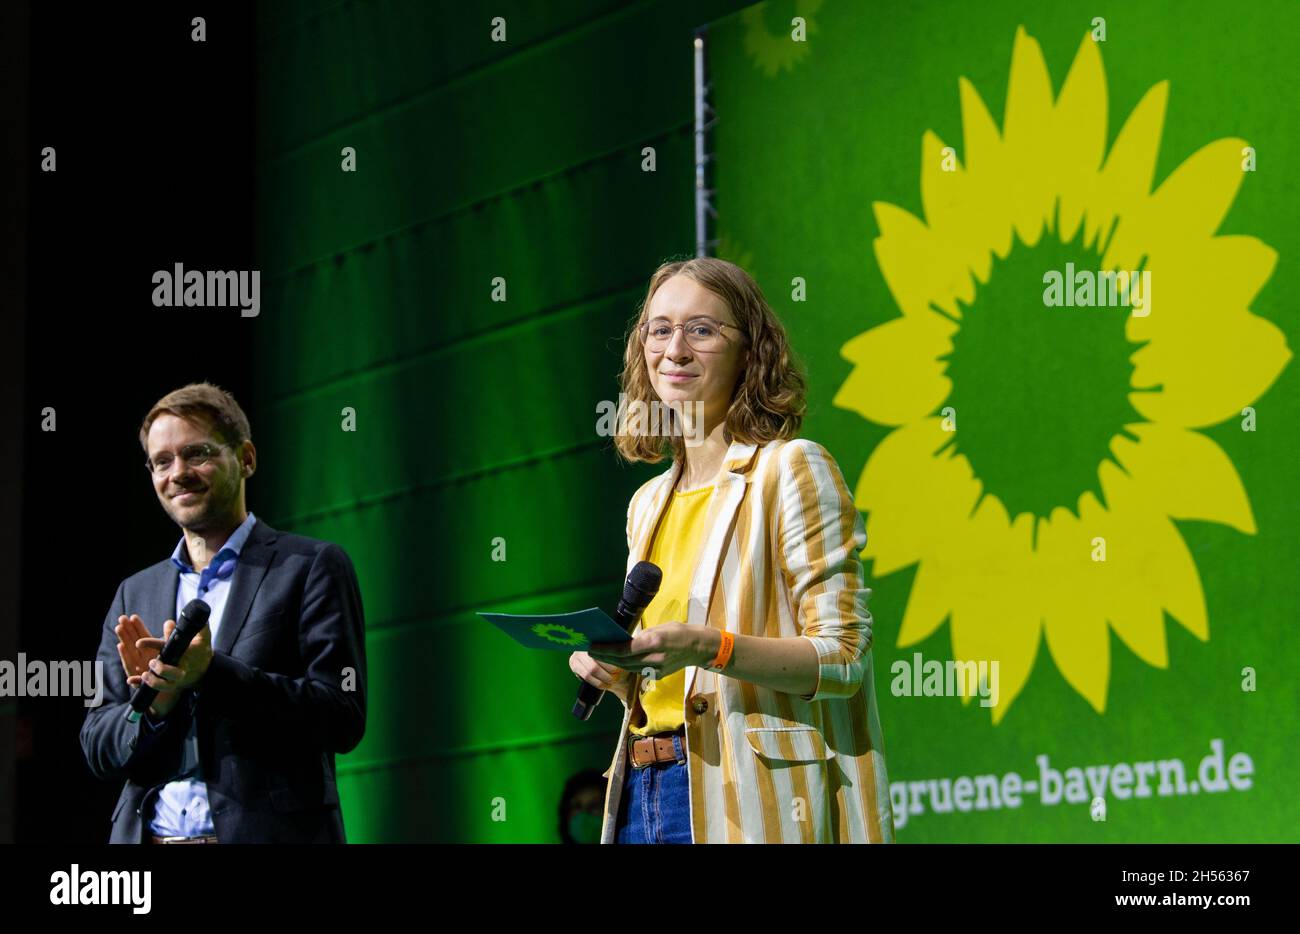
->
[146,512,257,838]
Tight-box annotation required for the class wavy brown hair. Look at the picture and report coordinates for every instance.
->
[614,257,807,464]
[139,382,252,452]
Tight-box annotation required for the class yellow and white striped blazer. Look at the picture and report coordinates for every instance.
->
[600,437,896,843]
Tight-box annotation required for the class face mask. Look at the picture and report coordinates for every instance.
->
[568,811,603,844]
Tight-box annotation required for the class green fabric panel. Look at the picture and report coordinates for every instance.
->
[253,444,641,627]
[254,0,757,841]
[253,294,638,509]
[338,730,620,843]
[256,1,713,274]
[253,129,694,393]
[255,0,632,157]
[349,581,627,773]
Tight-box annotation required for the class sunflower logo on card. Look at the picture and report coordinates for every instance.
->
[531,623,587,647]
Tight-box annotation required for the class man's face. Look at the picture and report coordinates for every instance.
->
[146,413,249,533]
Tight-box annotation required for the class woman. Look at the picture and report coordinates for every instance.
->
[569,257,896,844]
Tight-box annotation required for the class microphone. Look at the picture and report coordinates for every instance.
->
[125,598,211,723]
[572,561,662,721]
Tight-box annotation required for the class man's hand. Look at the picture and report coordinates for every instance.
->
[588,622,719,680]
[116,614,213,717]
[116,614,180,717]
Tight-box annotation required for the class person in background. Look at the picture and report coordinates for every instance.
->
[81,382,367,843]
[558,768,607,844]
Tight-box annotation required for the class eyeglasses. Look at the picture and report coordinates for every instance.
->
[145,442,232,476]
[639,316,746,353]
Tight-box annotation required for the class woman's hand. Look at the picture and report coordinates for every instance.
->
[569,650,628,691]
[588,622,717,680]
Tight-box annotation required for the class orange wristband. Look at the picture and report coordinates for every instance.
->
[705,630,735,672]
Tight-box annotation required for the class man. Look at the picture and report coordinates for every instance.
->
[80,382,367,843]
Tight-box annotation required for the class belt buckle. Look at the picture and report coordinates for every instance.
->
[628,731,681,769]
[629,733,668,770]
[629,736,651,770]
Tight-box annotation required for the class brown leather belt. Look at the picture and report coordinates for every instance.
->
[627,727,686,769]
[151,834,219,844]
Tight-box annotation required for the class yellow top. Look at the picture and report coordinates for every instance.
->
[628,484,715,736]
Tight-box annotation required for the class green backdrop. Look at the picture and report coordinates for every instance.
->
[707,0,1297,840]
[250,0,1297,842]
[251,0,756,842]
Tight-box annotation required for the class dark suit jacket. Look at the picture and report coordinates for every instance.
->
[80,519,367,843]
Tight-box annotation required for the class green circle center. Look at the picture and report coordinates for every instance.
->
[943,226,1146,522]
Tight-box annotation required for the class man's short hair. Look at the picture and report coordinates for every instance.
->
[139,382,252,452]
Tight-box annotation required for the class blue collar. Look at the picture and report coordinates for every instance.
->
[170,512,258,596]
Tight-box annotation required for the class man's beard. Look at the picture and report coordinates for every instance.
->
[168,478,238,532]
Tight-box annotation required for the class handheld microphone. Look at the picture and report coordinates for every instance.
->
[572,561,662,721]
[125,598,211,723]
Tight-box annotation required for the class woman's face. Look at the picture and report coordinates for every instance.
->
[642,275,748,426]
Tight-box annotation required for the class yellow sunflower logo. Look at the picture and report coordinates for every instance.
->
[834,27,1291,724]
[741,0,822,77]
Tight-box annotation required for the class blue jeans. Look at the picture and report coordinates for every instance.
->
[614,733,692,844]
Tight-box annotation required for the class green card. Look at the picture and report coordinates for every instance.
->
[477,607,633,652]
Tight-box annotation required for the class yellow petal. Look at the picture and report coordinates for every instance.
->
[959,76,1002,178]
[834,313,957,426]
[1107,138,1248,267]
[957,77,1015,266]
[920,131,996,287]
[1126,236,1276,343]
[1124,235,1289,424]
[1050,33,1107,243]
[1000,27,1055,244]
[1034,456,1214,703]
[944,495,1041,725]
[1109,424,1256,533]
[920,129,963,232]
[1147,137,1250,240]
[854,419,981,576]
[873,202,972,320]
[1035,495,1133,712]
[1088,80,1167,254]
[1128,310,1291,428]
[897,556,950,647]
[1097,460,1209,643]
